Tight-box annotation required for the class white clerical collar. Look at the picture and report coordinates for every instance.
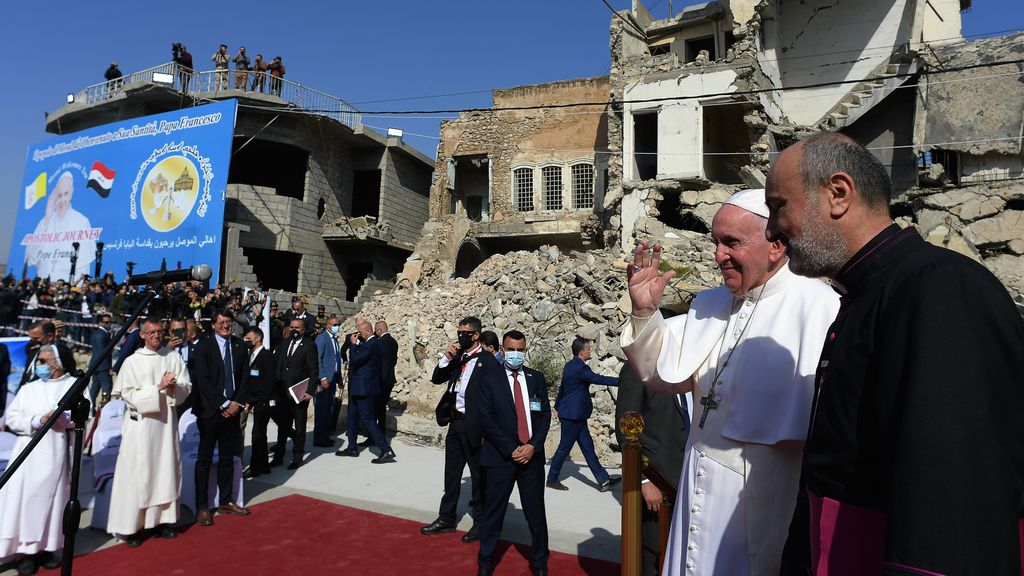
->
[742,262,794,302]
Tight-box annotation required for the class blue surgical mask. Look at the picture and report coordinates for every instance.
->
[504,351,526,370]
[34,364,52,381]
[329,325,340,335]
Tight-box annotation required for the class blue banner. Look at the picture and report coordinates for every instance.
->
[8,100,237,283]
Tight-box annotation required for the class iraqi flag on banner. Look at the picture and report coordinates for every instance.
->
[87,161,116,198]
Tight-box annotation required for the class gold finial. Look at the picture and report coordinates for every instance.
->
[619,411,645,445]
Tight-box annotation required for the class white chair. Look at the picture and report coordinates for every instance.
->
[88,399,124,529]
[177,408,244,515]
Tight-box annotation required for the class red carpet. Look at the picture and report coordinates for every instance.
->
[69,494,619,575]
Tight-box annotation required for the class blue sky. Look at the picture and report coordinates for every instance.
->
[0,0,1020,268]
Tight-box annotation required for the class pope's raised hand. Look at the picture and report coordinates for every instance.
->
[627,241,675,319]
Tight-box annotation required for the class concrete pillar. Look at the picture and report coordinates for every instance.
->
[222,222,251,284]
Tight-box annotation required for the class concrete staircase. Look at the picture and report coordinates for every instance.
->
[353,278,392,305]
[818,59,919,130]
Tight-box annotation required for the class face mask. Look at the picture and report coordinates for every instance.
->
[329,325,340,335]
[504,351,526,370]
[290,329,302,339]
[34,364,52,380]
[457,332,475,350]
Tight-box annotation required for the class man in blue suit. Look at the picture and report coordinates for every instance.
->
[547,337,621,492]
[336,319,395,463]
[476,330,551,576]
[313,314,342,447]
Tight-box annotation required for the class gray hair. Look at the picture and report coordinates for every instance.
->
[799,132,892,214]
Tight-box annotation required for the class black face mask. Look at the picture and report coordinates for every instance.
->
[457,332,475,350]
[290,329,302,339]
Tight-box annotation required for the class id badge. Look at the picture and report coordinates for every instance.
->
[269,400,277,407]
[250,369,260,377]
[530,398,542,412]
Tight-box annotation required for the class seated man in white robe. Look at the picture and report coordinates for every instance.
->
[621,189,840,576]
[107,317,191,547]
[0,344,77,575]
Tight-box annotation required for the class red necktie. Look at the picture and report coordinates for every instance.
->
[512,370,530,444]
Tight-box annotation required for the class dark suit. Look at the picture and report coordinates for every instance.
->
[345,336,390,452]
[0,343,9,415]
[281,309,317,336]
[275,335,318,464]
[247,346,293,473]
[614,363,689,576]
[430,347,501,524]
[112,328,142,373]
[175,339,201,419]
[374,332,398,432]
[548,356,620,485]
[192,333,250,509]
[477,365,551,572]
[88,327,114,408]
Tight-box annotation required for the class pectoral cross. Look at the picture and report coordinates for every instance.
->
[698,391,719,429]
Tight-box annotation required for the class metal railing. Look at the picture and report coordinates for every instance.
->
[68,62,362,129]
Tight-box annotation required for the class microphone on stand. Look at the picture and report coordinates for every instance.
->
[127,264,213,286]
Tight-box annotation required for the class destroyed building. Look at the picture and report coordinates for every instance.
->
[47,65,434,315]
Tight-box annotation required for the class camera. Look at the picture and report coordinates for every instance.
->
[172,42,183,60]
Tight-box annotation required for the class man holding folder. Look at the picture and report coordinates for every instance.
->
[275,318,318,469]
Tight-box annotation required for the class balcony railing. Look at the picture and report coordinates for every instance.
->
[68,62,362,129]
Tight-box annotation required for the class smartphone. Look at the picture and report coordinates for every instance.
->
[172,328,186,340]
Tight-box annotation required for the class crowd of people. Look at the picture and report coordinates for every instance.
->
[160,43,286,96]
[1,133,1022,576]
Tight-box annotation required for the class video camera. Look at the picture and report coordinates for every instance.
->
[171,42,183,60]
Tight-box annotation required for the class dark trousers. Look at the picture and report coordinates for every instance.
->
[547,417,609,484]
[438,417,482,524]
[278,399,309,464]
[478,456,549,571]
[313,378,338,444]
[372,385,393,433]
[252,400,293,472]
[89,371,113,409]
[640,507,663,576]
[346,394,389,451]
[195,415,242,509]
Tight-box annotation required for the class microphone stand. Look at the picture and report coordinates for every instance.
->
[0,284,161,576]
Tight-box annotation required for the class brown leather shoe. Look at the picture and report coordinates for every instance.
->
[219,502,251,516]
[196,508,214,526]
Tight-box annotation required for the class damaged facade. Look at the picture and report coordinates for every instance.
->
[46,71,434,316]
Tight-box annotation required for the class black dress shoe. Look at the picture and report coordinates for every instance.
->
[269,457,284,468]
[286,460,303,470]
[599,476,622,492]
[157,525,177,539]
[335,448,359,457]
[420,518,456,535]
[16,557,38,575]
[243,468,262,479]
[40,550,62,569]
[461,524,480,543]
[124,532,145,547]
[371,449,396,464]
[546,481,569,491]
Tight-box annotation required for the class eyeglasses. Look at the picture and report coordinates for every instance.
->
[214,320,232,327]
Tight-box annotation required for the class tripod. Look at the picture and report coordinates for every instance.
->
[0,286,159,576]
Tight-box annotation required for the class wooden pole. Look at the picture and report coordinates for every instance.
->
[620,411,645,576]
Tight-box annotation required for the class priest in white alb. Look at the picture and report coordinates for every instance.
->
[620,189,840,576]
[0,345,77,574]
[107,317,191,547]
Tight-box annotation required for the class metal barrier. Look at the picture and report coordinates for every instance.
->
[69,62,362,130]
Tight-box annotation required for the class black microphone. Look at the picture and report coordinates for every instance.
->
[127,264,213,286]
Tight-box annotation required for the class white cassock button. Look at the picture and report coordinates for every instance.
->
[697,469,705,477]
[691,506,700,513]
[689,524,699,532]
[688,543,697,551]
[695,488,704,495]
[744,300,752,307]
[686,560,695,569]
[739,313,748,319]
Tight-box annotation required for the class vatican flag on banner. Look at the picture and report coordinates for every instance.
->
[24,172,46,210]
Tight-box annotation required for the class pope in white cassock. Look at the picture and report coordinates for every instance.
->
[107,318,191,546]
[620,189,840,576]
[24,171,96,282]
[0,345,75,574]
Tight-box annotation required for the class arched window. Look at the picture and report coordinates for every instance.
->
[571,163,595,210]
[513,167,534,212]
[542,165,563,211]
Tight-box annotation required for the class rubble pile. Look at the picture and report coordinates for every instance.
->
[345,244,721,459]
